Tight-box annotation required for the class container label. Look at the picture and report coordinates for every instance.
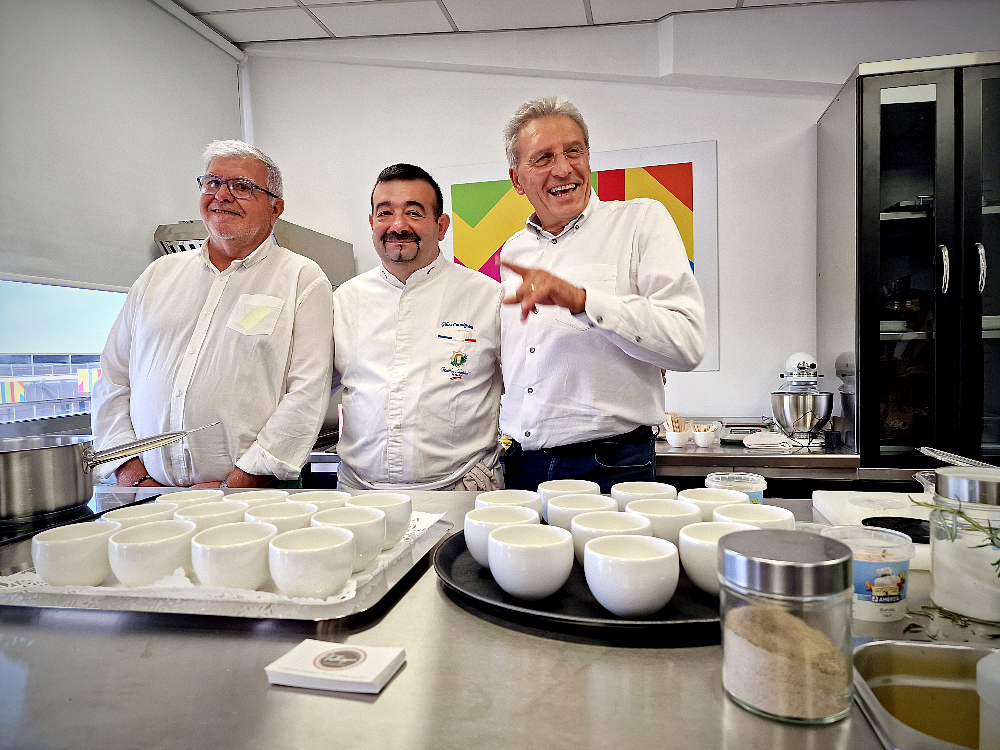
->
[854,559,908,603]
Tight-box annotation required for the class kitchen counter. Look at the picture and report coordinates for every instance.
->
[0,490,977,750]
[655,440,860,480]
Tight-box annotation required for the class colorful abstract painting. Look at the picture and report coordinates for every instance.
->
[77,368,102,393]
[450,164,694,282]
[0,380,25,404]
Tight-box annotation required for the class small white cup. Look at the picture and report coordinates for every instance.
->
[268,526,355,599]
[487,524,573,601]
[345,494,411,550]
[223,489,289,508]
[463,505,540,569]
[311,506,387,572]
[287,490,351,512]
[712,503,795,530]
[678,487,751,522]
[664,432,689,448]
[610,481,677,510]
[545,494,618,531]
[173,500,249,532]
[31,520,121,586]
[693,431,717,447]
[678,521,757,595]
[570,510,652,565]
[474,489,544,520]
[108,519,198,587]
[191,521,278,590]
[155,489,224,509]
[584,535,679,617]
[102,502,179,529]
[537,479,601,522]
[625,498,702,546]
[245,502,318,534]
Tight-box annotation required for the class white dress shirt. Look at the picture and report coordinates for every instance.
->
[333,254,502,490]
[92,237,334,485]
[499,190,705,450]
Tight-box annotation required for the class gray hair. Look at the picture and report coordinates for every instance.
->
[203,139,283,201]
[504,96,590,169]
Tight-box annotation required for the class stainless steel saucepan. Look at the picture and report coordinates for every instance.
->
[0,423,219,521]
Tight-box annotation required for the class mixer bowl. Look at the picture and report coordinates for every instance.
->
[771,392,833,437]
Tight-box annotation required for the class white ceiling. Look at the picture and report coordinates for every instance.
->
[172,0,888,43]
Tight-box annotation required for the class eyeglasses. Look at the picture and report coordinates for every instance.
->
[197,174,278,201]
[523,147,589,170]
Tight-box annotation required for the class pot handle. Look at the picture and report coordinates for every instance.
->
[81,422,221,471]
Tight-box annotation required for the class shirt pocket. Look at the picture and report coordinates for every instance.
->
[225,294,285,336]
[550,263,617,331]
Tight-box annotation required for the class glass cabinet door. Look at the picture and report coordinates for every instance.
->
[859,70,956,464]
[963,65,1000,458]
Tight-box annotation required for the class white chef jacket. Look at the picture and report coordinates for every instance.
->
[499,190,705,450]
[91,237,334,485]
[333,254,502,490]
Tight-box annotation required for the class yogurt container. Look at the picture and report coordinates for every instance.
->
[705,472,767,504]
[820,525,915,621]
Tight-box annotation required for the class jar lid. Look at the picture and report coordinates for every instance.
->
[935,467,1000,506]
[720,530,852,597]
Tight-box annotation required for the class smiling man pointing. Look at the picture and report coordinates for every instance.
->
[498,97,706,492]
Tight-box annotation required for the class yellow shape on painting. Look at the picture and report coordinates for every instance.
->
[624,167,694,264]
[453,187,534,272]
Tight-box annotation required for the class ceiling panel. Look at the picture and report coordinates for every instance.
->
[590,0,736,24]
[310,1,453,37]
[197,7,330,41]
[443,0,588,32]
[176,0,297,12]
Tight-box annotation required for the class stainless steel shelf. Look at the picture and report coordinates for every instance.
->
[879,331,930,340]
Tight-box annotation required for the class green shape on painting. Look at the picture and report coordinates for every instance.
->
[591,171,598,193]
[451,180,514,229]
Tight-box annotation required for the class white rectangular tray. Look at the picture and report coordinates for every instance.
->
[0,512,451,621]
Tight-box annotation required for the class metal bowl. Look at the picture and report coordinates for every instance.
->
[770,392,833,437]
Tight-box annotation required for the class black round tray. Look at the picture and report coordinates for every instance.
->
[432,531,720,647]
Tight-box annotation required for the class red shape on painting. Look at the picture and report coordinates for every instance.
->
[644,163,694,211]
[597,169,625,201]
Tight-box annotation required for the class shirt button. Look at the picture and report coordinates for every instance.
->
[524,431,531,437]
[550,239,557,244]
[596,316,603,324]
[175,390,182,397]
[635,336,642,342]
[529,347,535,353]
[527,388,533,393]
[188,348,195,355]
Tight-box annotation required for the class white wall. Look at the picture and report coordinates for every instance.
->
[243,0,1000,419]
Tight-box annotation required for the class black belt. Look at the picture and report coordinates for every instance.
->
[513,425,654,458]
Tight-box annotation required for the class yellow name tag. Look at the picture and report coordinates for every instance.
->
[238,306,271,330]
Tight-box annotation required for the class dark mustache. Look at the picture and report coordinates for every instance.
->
[381,231,420,244]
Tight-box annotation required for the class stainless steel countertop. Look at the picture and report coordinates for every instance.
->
[0,489,967,750]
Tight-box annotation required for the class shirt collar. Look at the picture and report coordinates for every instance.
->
[199,234,275,274]
[379,251,446,290]
[525,188,600,239]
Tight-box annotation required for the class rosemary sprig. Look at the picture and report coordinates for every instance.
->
[910,495,1000,578]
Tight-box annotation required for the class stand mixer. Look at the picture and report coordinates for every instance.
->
[771,352,834,447]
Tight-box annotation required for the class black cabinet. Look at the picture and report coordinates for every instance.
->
[818,52,1000,468]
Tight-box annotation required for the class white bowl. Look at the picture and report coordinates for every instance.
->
[463,505,540,568]
[584,535,679,617]
[173,500,249,532]
[154,489,224,509]
[545,494,618,531]
[287,490,351,512]
[625,498,702,546]
[693,431,718,447]
[537,479,601,521]
[677,521,757,595]
[108,519,198,587]
[311,506,387,572]
[664,432,690,448]
[268,526,355,599]
[222,489,289,508]
[475,490,544,520]
[245,502,318,534]
[610,481,677,510]
[487,524,573,601]
[31,520,121,586]
[345,494,411,550]
[678,487,751,521]
[570,511,652,565]
[191,521,278,590]
[712,503,795,530]
[101,502,179,529]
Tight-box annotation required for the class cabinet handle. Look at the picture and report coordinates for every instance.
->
[977,243,987,294]
[940,245,950,294]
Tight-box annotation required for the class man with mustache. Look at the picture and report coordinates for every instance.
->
[332,163,504,490]
[498,97,706,492]
[92,140,334,488]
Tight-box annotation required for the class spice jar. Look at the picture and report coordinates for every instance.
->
[719,529,853,724]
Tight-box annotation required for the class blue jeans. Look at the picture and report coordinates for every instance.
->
[501,433,656,494]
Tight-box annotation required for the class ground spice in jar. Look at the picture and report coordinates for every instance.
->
[723,604,850,720]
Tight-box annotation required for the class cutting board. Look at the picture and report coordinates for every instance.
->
[812,491,932,570]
